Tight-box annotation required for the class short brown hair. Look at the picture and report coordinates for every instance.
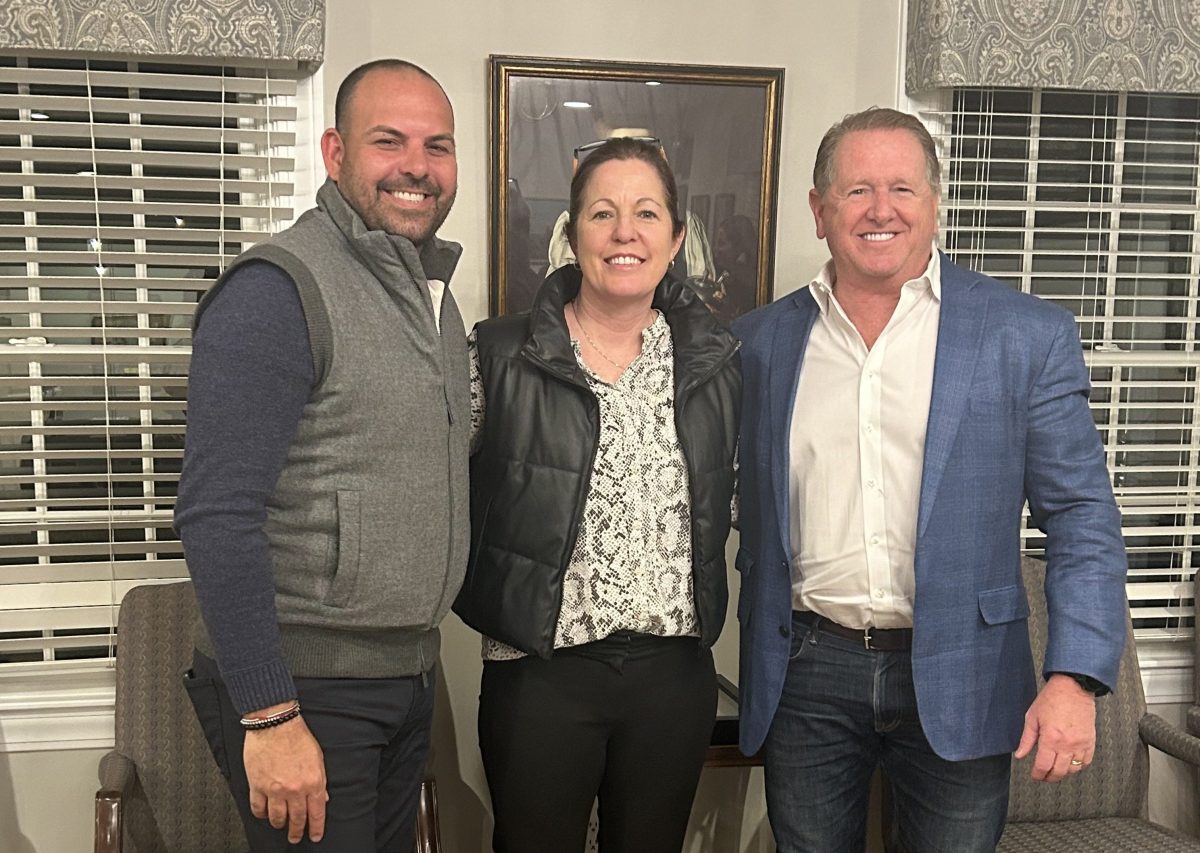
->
[565,138,684,246]
[812,107,940,196]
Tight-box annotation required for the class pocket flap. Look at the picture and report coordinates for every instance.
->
[978,584,1030,625]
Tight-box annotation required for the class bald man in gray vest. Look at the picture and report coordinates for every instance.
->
[176,59,468,852]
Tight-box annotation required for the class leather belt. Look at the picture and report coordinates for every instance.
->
[795,611,912,651]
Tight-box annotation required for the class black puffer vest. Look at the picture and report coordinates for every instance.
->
[453,265,741,658]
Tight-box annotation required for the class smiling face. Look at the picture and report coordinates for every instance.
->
[321,68,457,245]
[809,127,938,292]
[570,158,685,306]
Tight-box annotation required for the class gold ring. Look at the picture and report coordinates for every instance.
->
[1069,759,1084,766]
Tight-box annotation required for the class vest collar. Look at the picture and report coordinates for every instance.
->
[522,265,738,387]
[316,178,462,286]
[521,265,584,381]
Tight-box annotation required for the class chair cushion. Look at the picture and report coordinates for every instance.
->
[999,818,1200,852]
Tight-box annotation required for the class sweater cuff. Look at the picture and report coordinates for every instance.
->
[220,660,298,716]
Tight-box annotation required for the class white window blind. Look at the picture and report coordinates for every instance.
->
[0,55,296,673]
[922,89,1198,644]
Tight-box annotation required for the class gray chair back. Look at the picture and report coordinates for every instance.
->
[1190,576,1199,807]
[1006,556,1147,822]
[112,581,247,852]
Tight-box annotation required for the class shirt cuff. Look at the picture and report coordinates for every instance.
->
[1051,671,1110,697]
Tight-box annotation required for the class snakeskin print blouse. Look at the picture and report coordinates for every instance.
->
[468,313,698,661]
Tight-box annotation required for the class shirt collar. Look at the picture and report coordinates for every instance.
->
[809,243,942,313]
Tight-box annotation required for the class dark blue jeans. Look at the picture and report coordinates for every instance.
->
[764,611,1010,853]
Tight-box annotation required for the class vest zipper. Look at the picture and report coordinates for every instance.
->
[428,298,459,629]
[674,338,740,646]
[521,348,602,649]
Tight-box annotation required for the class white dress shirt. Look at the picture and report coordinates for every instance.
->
[788,249,941,629]
[427,278,445,332]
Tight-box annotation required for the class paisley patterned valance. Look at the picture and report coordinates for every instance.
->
[907,0,1200,94]
[0,0,324,64]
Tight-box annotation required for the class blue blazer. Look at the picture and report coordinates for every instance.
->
[731,254,1127,761]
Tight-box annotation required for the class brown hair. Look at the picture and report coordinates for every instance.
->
[565,137,684,246]
[812,107,940,196]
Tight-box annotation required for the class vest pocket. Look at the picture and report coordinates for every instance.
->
[326,489,362,607]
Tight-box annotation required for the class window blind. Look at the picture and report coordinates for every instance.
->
[922,89,1198,643]
[0,55,296,672]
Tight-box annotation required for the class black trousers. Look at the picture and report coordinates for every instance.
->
[478,634,717,853]
[185,650,434,853]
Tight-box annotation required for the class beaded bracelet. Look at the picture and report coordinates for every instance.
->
[240,700,301,731]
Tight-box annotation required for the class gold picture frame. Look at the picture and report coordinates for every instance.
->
[489,55,784,321]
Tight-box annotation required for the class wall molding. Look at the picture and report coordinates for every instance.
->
[1138,641,1195,706]
[0,667,114,753]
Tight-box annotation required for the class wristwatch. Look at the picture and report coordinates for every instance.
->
[1053,671,1109,697]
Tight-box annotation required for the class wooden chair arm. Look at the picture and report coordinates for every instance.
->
[94,788,122,853]
[94,750,137,853]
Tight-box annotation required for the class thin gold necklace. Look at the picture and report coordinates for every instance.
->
[571,301,633,372]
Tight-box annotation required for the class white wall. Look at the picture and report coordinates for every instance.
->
[1148,702,1200,838]
[2,2,1196,852]
[0,747,107,853]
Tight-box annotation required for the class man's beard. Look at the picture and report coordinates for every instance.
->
[346,174,456,246]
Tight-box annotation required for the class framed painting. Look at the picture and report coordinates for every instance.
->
[489,55,784,322]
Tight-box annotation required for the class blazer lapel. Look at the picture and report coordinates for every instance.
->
[918,256,989,539]
[768,289,819,557]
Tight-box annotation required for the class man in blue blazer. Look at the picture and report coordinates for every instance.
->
[732,108,1127,852]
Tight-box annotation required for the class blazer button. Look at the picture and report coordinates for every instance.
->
[778,625,789,638]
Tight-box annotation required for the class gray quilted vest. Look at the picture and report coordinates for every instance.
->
[194,179,470,678]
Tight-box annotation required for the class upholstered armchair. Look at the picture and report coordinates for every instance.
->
[94,581,247,853]
[94,580,443,852]
[998,557,1200,851]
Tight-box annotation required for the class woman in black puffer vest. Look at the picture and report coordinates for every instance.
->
[454,137,740,853]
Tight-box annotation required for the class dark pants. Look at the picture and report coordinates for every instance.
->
[764,611,1011,853]
[478,634,717,853]
[185,650,434,853]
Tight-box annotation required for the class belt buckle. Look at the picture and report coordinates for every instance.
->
[863,627,874,650]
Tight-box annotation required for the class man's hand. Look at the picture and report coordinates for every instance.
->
[243,704,329,843]
[1014,673,1096,782]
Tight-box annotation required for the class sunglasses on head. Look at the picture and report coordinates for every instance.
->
[571,137,665,172]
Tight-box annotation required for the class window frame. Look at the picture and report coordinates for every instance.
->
[0,54,316,751]
[915,85,1198,704]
